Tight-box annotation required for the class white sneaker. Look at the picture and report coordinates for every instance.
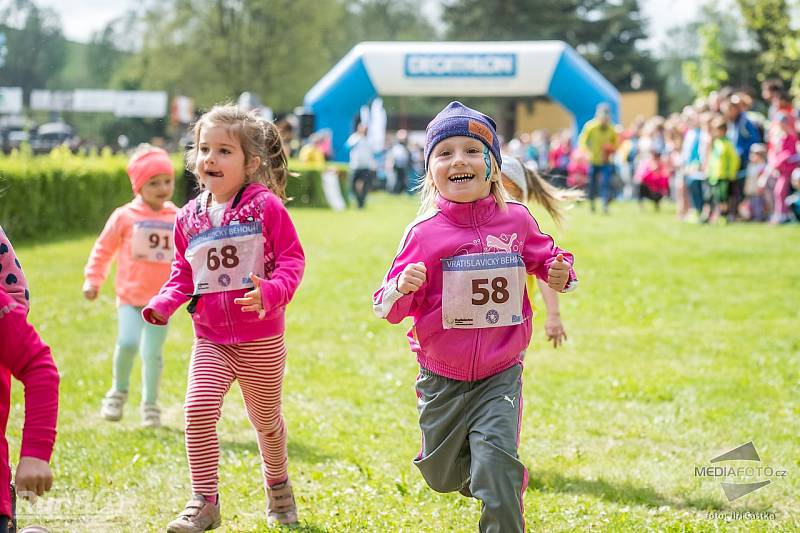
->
[140,403,161,428]
[100,390,128,421]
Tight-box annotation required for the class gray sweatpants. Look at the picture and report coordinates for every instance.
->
[413,363,527,533]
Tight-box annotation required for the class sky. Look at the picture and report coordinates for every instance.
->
[37,0,702,52]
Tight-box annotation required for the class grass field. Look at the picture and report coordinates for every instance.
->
[7,193,800,532]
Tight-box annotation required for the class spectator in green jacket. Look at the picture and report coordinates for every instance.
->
[706,116,741,224]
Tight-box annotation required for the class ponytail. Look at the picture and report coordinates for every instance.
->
[258,120,291,202]
[524,166,584,227]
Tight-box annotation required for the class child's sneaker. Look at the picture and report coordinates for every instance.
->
[100,390,127,421]
[166,494,220,533]
[266,480,298,525]
[141,403,161,428]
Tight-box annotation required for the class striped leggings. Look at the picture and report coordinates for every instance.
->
[185,335,288,499]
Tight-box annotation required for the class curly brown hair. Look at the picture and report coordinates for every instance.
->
[186,104,290,202]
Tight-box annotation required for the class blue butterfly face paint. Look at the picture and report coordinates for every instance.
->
[483,146,491,181]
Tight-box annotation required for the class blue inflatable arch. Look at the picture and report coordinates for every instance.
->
[304,41,620,162]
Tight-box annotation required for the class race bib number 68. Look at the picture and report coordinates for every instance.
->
[441,252,526,329]
[185,222,265,294]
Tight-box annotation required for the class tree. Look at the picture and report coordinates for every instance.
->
[572,0,661,92]
[345,0,438,42]
[0,0,66,104]
[113,0,353,112]
[657,2,760,111]
[681,23,729,98]
[442,0,583,42]
[85,11,138,88]
[737,0,800,90]
[441,0,661,92]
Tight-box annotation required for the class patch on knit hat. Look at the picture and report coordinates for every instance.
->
[468,120,494,147]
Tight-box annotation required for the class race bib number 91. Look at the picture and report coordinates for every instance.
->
[441,252,526,329]
[131,221,174,263]
[185,222,265,294]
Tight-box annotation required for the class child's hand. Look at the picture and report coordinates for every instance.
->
[547,254,570,292]
[545,313,567,348]
[398,262,426,294]
[234,273,266,319]
[15,456,53,502]
[149,310,167,324]
[82,282,99,301]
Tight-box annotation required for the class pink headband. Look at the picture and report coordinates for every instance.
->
[127,150,175,193]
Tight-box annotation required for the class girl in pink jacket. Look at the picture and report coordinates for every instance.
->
[83,145,178,428]
[143,105,305,532]
[0,230,59,530]
[763,112,798,224]
[373,102,577,533]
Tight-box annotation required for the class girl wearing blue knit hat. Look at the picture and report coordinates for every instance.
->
[373,101,579,532]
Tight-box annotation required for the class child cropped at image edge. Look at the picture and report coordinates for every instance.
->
[373,102,577,533]
[0,229,59,531]
[142,105,305,532]
[500,157,583,348]
[83,145,178,427]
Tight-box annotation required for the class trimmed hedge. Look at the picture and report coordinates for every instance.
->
[0,147,348,241]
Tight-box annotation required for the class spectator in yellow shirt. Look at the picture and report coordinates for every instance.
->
[578,103,618,214]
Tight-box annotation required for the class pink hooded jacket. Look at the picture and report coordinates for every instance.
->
[0,288,59,518]
[143,183,305,344]
[373,195,576,381]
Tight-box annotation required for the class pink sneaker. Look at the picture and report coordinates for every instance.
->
[266,480,298,525]
[166,494,221,532]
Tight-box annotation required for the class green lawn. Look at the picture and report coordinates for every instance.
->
[7,194,800,532]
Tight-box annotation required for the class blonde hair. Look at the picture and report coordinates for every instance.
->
[417,154,507,215]
[187,104,290,201]
[502,163,583,227]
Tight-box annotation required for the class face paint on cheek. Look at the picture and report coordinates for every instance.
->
[483,146,491,181]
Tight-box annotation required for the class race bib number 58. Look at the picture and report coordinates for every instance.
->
[185,222,265,294]
[441,252,526,329]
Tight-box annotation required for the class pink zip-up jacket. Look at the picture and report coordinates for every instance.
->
[84,197,179,307]
[373,195,577,381]
[143,183,305,344]
[0,288,59,518]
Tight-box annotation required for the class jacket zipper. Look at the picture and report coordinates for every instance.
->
[221,290,234,341]
[471,202,481,381]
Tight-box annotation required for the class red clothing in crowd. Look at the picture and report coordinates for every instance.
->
[638,160,671,196]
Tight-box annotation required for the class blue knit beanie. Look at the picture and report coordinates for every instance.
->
[424,101,502,170]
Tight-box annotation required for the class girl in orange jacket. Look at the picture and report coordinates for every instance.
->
[83,145,178,427]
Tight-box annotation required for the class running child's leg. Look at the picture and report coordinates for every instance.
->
[413,369,471,494]
[234,335,289,488]
[467,364,527,533]
[184,338,236,500]
[140,316,169,406]
[112,304,144,394]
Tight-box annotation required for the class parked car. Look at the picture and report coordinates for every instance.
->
[30,122,80,154]
[1,128,30,153]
